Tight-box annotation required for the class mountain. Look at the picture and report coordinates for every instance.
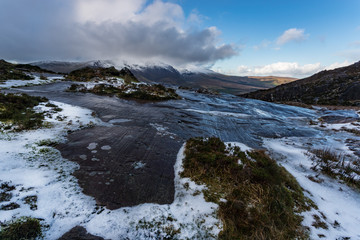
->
[242,61,360,106]
[247,76,297,86]
[31,60,114,74]
[0,59,54,81]
[31,60,296,94]
[130,65,287,95]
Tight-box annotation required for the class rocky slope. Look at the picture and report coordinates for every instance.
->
[242,61,360,106]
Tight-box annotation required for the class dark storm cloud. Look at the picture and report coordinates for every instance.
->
[0,0,237,66]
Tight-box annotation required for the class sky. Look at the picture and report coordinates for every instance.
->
[0,0,359,77]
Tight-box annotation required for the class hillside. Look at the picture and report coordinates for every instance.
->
[0,59,52,81]
[31,61,296,95]
[247,76,297,86]
[66,66,138,84]
[242,61,360,106]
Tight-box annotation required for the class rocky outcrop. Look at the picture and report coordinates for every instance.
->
[58,226,104,240]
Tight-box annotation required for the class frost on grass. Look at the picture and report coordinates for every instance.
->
[309,148,360,189]
[263,138,360,240]
[181,137,311,239]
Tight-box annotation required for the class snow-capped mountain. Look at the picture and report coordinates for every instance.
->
[31,60,291,94]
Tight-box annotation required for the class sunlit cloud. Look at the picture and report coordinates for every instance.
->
[276,28,308,45]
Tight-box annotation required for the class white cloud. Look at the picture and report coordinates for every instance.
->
[187,9,208,25]
[235,62,322,77]
[74,0,146,24]
[232,60,355,78]
[276,28,308,45]
[338,49,360,61]
[0,0,236,66]
[325,60,354,70]
[349,41,360,47]
[253,40,271,50]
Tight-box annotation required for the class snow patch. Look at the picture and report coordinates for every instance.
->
[263,138,360,240]
[100,145,111,151]
[0,101,106,239]
[186,109,250,118]
[0,103,221,239]
[87,143,98,150]
[0,75,63,89]
[150,123,177,139]
[132,161,146,170]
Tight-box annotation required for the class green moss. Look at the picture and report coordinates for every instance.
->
[0,93,48,131]
[0,217,42,240]
[181,137,312,240]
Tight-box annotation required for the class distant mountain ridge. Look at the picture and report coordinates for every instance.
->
[0,59,52,80]
[31,60,296,94]
[241,61,360,106]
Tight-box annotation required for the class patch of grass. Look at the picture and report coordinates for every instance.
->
[37,139,58,147]
[311,214,328,230]
[66,66,138,83]
[0,182,15,192]
[23,195,38,210]
[0,182,15,203]
[0,93,48,131]
[44,102,62,112]
[0,192,12,202]
[67,83,180,101]
[118,84,180,100]
[181,137,312,240]
[136,217,181,240]
[0,216,42,240]
[0,202,20,210]
[310,148,360,189]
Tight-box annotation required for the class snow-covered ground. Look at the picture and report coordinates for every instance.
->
[1,88,360,239]
[0,75,63,89]
[263,135,360,240]
[85,144,221,239]
[0,102,221,239]
[79,77,126,89]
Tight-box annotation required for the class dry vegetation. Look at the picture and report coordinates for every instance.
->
[67,83,180,101]
[310,148,360,189]
[181,137,313,240]
[0,217,42,240]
